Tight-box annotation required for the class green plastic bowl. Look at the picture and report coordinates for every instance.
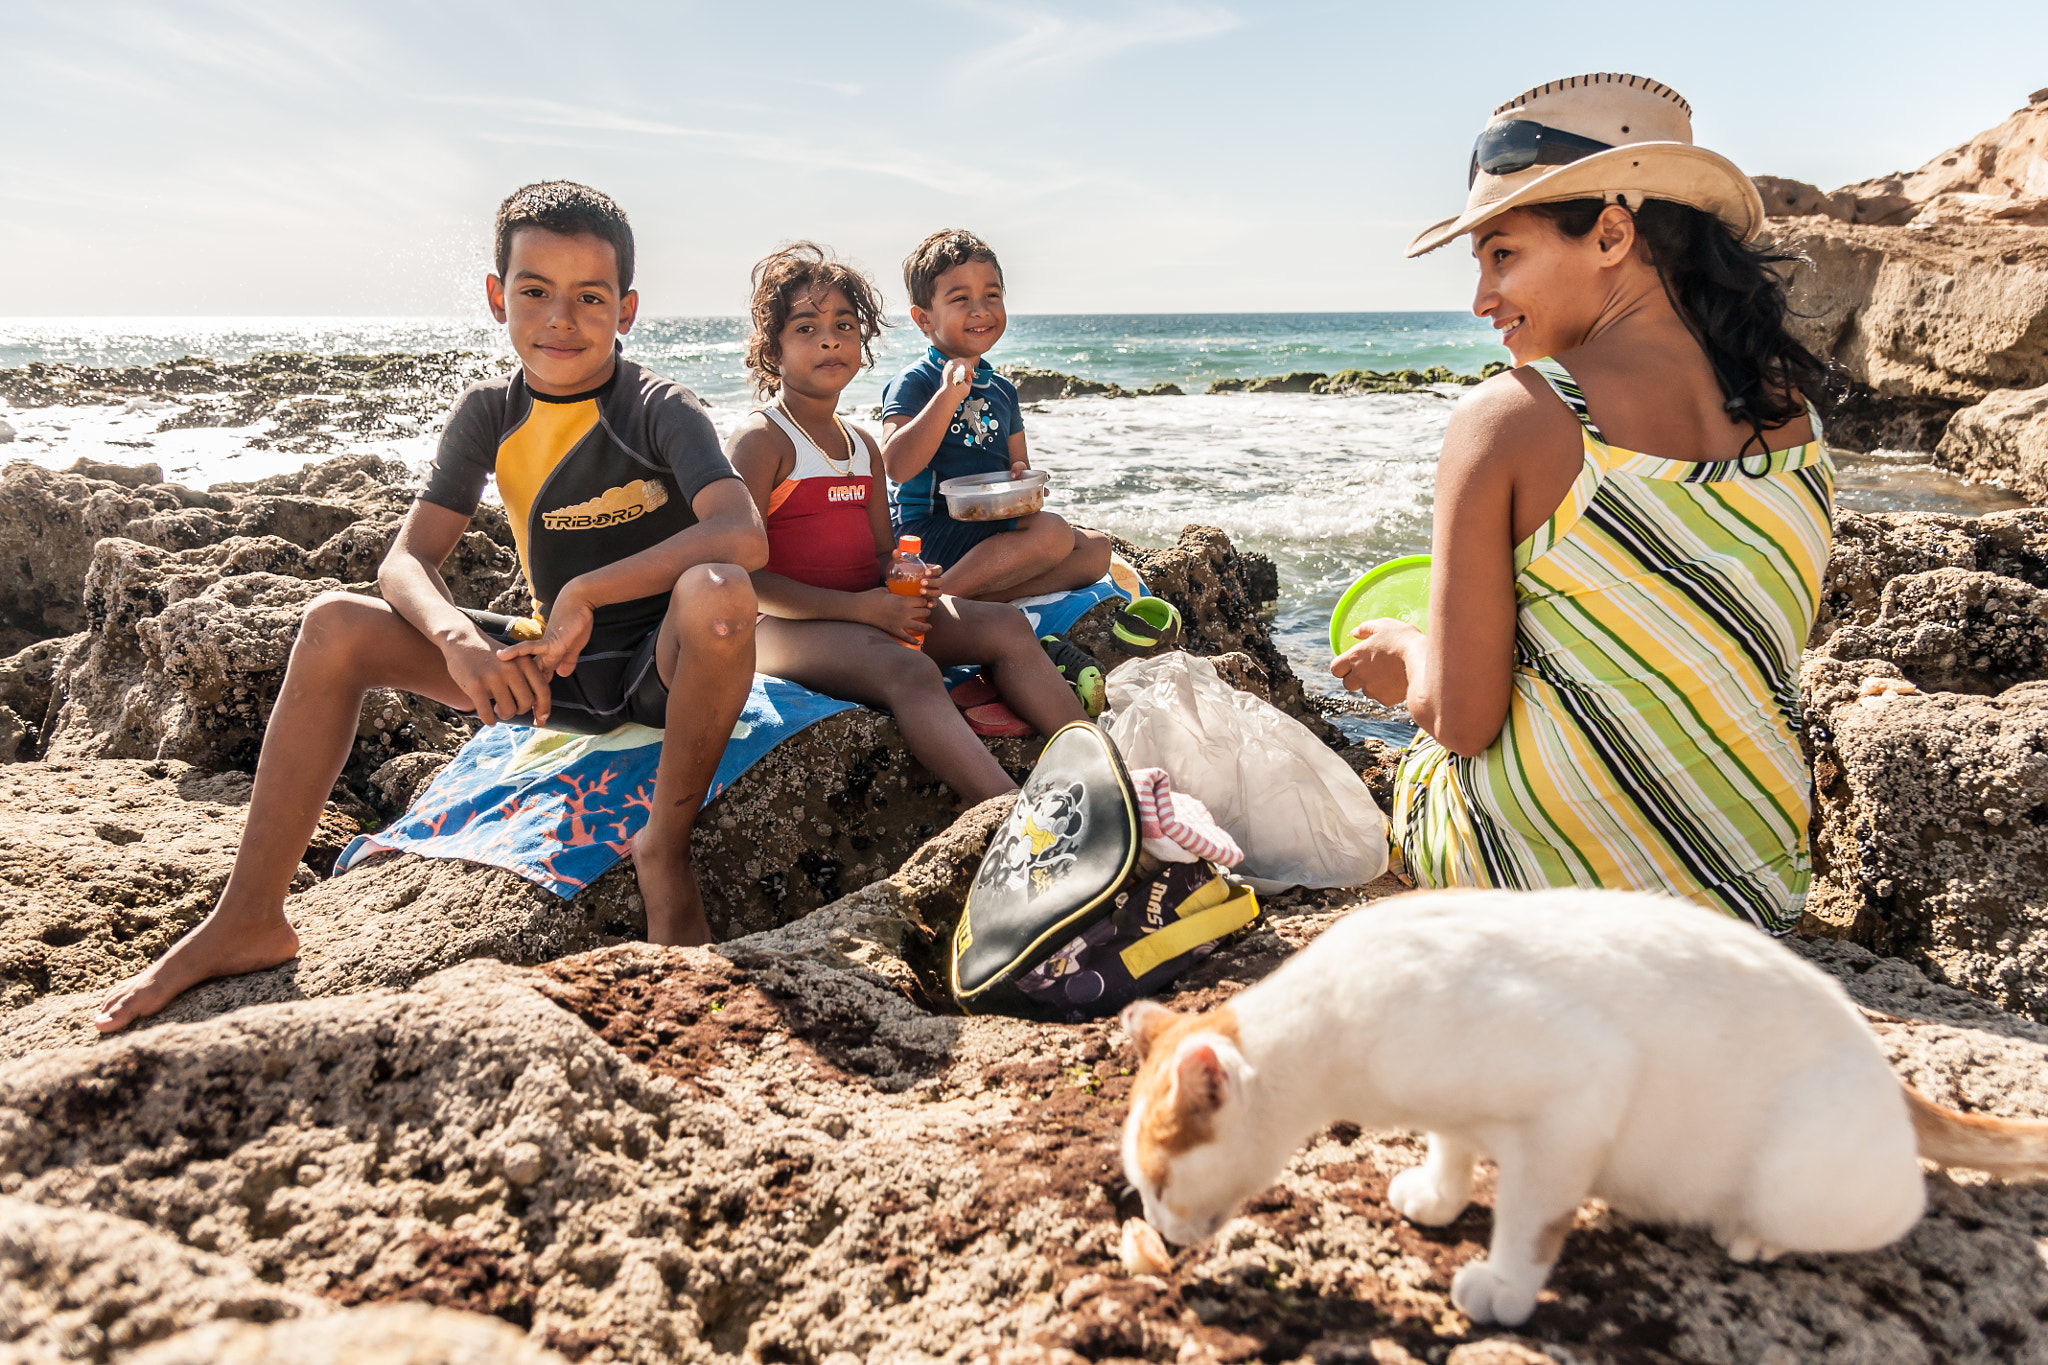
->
[1329,555,1433,655]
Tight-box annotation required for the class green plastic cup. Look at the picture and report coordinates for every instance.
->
[1329,555,1433,655]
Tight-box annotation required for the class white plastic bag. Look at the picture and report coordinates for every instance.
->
[1106,653,1389,891]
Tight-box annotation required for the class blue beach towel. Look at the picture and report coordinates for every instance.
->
[334,576,1134,898]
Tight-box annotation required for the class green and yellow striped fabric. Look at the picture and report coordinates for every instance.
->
[1391,358,1834,933]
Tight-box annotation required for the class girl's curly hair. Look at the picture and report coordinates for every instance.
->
[745,243,888,396]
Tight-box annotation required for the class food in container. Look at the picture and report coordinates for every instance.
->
[939,469,1050,521]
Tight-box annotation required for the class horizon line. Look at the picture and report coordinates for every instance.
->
[0,309,1490,325]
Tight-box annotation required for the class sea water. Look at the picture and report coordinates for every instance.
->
[0,314,2028,738]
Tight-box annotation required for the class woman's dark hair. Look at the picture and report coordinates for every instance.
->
[745,243,889,396]
[1527,198,1831,451]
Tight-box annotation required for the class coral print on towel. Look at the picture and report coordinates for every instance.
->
[541,478,669,531]
[952,396,1000,450]
[982,781,1088,898]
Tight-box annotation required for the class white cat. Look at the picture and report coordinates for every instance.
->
[1119,887,2048,1327]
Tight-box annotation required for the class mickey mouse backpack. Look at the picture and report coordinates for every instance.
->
[949,721,1259,1021]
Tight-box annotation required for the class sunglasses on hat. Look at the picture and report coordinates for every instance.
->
[1468,120,1615,188]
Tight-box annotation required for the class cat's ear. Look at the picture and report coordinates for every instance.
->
[1121,1000,1179,1060]
[1172,1041,1230,1119]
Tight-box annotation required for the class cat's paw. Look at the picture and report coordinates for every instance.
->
[1388,1165,1469,1226]
[1451,1259,1539,1327]
[1721,1232,1763,1263]
[1719,1232,1785,1264]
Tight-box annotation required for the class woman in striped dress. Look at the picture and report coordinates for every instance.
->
[1335,73,1833,933]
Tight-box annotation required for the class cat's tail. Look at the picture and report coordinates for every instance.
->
[1906,1085,2048,1177]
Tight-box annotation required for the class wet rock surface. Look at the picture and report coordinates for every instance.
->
[999,367,1183,401]
[0,351,502,461]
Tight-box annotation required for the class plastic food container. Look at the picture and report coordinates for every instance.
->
[939,469,1050,521]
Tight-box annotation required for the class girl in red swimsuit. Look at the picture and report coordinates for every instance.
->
[726,244,1088,804]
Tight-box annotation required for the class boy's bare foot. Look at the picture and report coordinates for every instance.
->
[631,824,712,946]
[94,909,302,1033]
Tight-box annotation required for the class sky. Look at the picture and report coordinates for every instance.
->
[4,0,2046,318]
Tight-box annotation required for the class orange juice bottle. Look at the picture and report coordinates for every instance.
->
[884,534,930,650]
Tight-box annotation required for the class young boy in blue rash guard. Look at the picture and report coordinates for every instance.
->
[93,183,769,1033]
[880,229,1111,601]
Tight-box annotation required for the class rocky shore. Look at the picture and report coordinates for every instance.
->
[1,426,2048,1362]
[1760,89,2048,483]
[8,94,2048,1363]
[994,364,1508,401]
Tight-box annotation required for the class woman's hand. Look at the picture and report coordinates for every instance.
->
[860,585,932,644]
[1331,619,1423,706]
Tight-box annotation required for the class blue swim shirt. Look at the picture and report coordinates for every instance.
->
[879,346,1025,525]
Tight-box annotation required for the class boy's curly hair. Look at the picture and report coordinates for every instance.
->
[903,229,1003,310]
[745,243,888,396]
[494,182,634,293]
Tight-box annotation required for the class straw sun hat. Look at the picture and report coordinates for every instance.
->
[1406,72,1765,257]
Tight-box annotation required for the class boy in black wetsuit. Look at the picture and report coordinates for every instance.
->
[95,183,768,1032]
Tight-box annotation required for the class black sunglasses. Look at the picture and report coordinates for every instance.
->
[1468,120,1615,187]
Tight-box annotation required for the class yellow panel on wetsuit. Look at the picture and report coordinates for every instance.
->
[495,395,603,605]
[416,354,740,655]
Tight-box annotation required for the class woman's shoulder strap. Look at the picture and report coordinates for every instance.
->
[1523,358,1608,445]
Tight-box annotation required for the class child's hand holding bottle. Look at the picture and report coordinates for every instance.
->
[879,534,934,649]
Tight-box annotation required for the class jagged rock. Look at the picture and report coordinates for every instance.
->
[1816,567,2048,694]
[1069,527,1337,743]
[1801,506,2048,1014]
[1814,508,2048,648]
[0,634,85,761]
[1754,174,1854,222]
[125,1303,573,1365]
[63,456,164,489]
[0,352,502,460]
[1000,366,1121,401]
[719,793,1012,1004]
[1763,93,2048,232]
[1803,654,2048,1016]
[4,900,2048,1363]
[997,367,1186,402]
[1833,92,2048,229]
[0,759,333,1020]
[1760,95,2048,453]
[0,840,644,1062]
[1314,365,1506,395]
[0,747,1011,1054]
[0,453,504,651]
[0,1196,333,1361]
[1208,371,1326,394]
[366,751,453,816]
[1774,221,2048,412]
[38,529,507,777]
[1940,381,2048,503]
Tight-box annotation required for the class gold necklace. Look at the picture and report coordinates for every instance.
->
[777,398,853,474]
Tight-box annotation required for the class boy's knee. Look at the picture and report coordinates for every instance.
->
[297,591,381,652]
[673,563,757,642]
[1077,528,1113,571]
